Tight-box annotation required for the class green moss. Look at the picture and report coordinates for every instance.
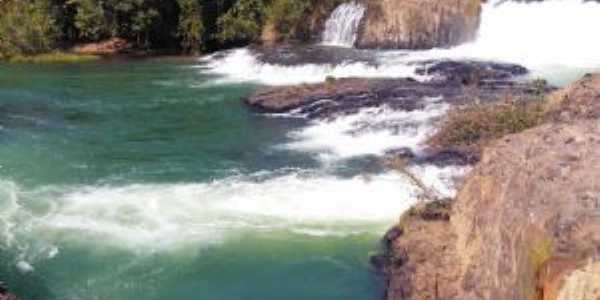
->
[8,52,100,64]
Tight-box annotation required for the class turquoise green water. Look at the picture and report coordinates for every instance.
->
[0,60,389,300]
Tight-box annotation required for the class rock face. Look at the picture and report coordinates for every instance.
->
[546,73,600,122]
[356,0,481,49]
[380,74,600,300]
[244,60,534,119]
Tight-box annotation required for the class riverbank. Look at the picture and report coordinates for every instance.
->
[378,73,600,300]
[4,52,100,64]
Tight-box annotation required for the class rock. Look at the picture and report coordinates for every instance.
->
[244,60,538,119]
[416,149,479,167]
[71,37,131,55]
[383,200,459,300]
[251,44,378,66]
[556,261,600,300]
[381,73,600,300]
[0,282,18,300]
[546,73,600,122]
[416,60,529,84]
[356,0,481,49]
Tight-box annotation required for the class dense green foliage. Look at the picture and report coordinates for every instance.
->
[216,0,266,43]
[0,0,344,59]
[0,0,57,58]
[177,0,204,53]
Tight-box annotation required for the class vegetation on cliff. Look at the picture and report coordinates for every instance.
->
[383,74,600,300]
[0,0,343,60]
[429,80,551,154]
[429,97,546,152]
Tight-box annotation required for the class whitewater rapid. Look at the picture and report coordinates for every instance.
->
[1,99,466,269]
[202,0,600,86]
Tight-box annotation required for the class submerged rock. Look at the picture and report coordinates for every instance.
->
[416,60,529,84]
[356,0,481,49]
[0,283,18,300]
[380,74,600,300]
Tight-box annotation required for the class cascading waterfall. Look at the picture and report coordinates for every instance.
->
[206,0,600,86]
[321,1,366,47]
[447,0,600,68]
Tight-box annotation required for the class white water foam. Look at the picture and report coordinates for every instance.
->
[2,164,466,254]
[455,0,600,68]
[282,99,448,161]
[0,93,465,256]
[398,0,600,82]
[1,173,411,250]
[200,48,421,86]
[321,2,366,47]
[202,0,600,86]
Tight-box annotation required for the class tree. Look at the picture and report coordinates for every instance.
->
[177,0,204,53]
[67,0,110,41]
[0,0,58,57]
[264,0,310,40]
[216,0,266,43]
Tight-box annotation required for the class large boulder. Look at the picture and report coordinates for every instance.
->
[382,73,600,300]
[356,0,481,49]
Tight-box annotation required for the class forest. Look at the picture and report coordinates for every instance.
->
[0,0,343,58]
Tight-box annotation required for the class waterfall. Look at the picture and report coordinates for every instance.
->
[454,0,600,68]
[205,0,600,86]
[321,2,366,47]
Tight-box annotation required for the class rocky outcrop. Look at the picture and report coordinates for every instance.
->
[546,73,600,122]
[244,60,534,119]
[356,0,481,49]
[380,74,600,300]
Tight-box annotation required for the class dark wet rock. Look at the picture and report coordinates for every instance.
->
[250,44,378,67]
[383,148,416,161]
[0,283,18,300]
[416,149,480,167]
[382,147,477,168]
[244,60,547,120]
[416,60,529,84]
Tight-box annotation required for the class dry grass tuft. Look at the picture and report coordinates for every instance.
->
[429,97,547,153]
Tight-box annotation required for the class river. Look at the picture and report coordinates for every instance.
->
[2,0,600,299]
